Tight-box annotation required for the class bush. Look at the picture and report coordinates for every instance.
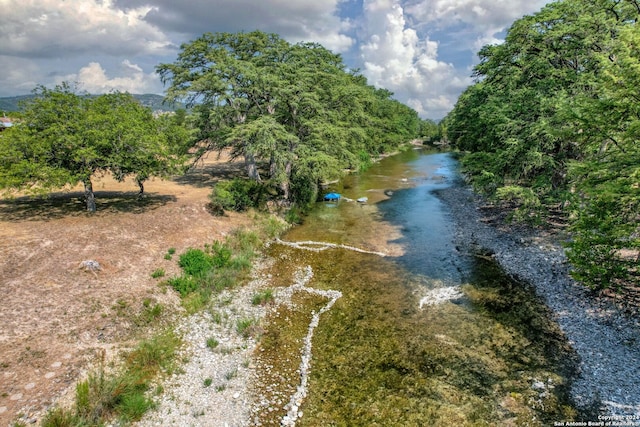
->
[165,276,198,297]
[151,268,165,279]
[236,318,260,338]
[207,241,232,268]
[178,249,214,277]
[495,185,542,223]
[206,337,219,349]
[209,178,266,213]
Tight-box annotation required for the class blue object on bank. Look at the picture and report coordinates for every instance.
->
[323,192,341,201]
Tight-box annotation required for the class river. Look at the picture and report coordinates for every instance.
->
[252,148,581,426]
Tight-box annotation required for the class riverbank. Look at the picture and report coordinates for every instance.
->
[436,181,640,418]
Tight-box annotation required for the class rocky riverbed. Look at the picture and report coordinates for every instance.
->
[437,182,640,418]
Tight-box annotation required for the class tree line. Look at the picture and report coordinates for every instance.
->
[156,31,421,205]
[0,31,421,212]
[444,0,639,289]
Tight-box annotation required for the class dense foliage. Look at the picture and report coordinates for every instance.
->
[445,0,640,289]
[157,31,420,207]
[0,84,189,211]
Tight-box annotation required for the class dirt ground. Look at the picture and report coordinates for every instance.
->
[0,153,252,425]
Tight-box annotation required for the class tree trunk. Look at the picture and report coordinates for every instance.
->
[83,179,96,212]
[245,152,262,182]
[136,178,145,198]
[280,161,292,200]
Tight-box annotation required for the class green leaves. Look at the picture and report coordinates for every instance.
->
[446,0,640,288]
[0,84,190,210]
[158,31,420,206]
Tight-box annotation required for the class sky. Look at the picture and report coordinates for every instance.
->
[0,0,552,120]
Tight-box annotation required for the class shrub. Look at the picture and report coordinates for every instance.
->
[165,276,198,297]
[179,248,214,277]
[209,178,266,213]
[495,185,542,223]
[206,337,219,349]
[41,407,79,427]
[261,215,289,238]
[236,318,260,338]
[181,290,209,314]
[137,301,163,325]
[207,241,232,268]
[285,206,303,225]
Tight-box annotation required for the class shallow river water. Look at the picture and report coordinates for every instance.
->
[253,148,582,426]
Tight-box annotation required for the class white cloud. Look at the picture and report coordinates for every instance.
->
[0,56,43,95]
[0,0,173,58]
[404,0,549,31]
[58,61,162,94]
[118,0,354,53]
[0,0,555,117]
[404,0,550,52]
[360,0,471,119]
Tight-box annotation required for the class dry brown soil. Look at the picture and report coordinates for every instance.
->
[0,153,251,425]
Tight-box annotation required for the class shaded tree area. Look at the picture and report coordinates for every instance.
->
[157,31,420,207]
[0,84,190,212]
[444,0,639,289]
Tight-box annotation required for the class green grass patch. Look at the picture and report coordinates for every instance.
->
[251,289,274,306]
[41,331,181,426]
[151,268,165,279]
[224,368,238,381]
[136,300,164,325]
[236,317,260,338]
[162,220,282,309]
[206,337,219,349]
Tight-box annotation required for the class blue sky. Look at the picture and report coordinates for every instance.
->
[0,0,552,119]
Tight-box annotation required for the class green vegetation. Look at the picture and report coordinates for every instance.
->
[208,177,268,214]
[206,337,219,350]
[164,225,273,312]
[255,249,578,426]
[236,317,260,338]
[445,0,640,289]
[151,268,165,279]
[41,331,180,426]
[157,30,421,209]
[251,289,274,306]
[0,84,190,211]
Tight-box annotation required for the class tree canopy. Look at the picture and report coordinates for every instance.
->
[445,0,639,289]
[0,84,188,211]
[157,31,420,205]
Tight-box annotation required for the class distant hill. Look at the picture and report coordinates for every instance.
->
[0,93,184,114]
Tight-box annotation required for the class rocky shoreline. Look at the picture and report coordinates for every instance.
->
[436,181,640,418]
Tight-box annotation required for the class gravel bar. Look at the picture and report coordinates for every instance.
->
[437,181,640,418]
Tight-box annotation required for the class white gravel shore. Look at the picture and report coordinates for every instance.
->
[134,261,273,427]
[437,182,640,417]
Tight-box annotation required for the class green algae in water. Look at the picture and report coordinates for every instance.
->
[251,150,580,426]
[252,246,579,426]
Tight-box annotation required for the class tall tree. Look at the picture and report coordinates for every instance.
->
[445,0,640,288]
[158,31,420,206]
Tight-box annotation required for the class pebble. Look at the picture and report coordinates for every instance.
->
[438,184,640,417]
